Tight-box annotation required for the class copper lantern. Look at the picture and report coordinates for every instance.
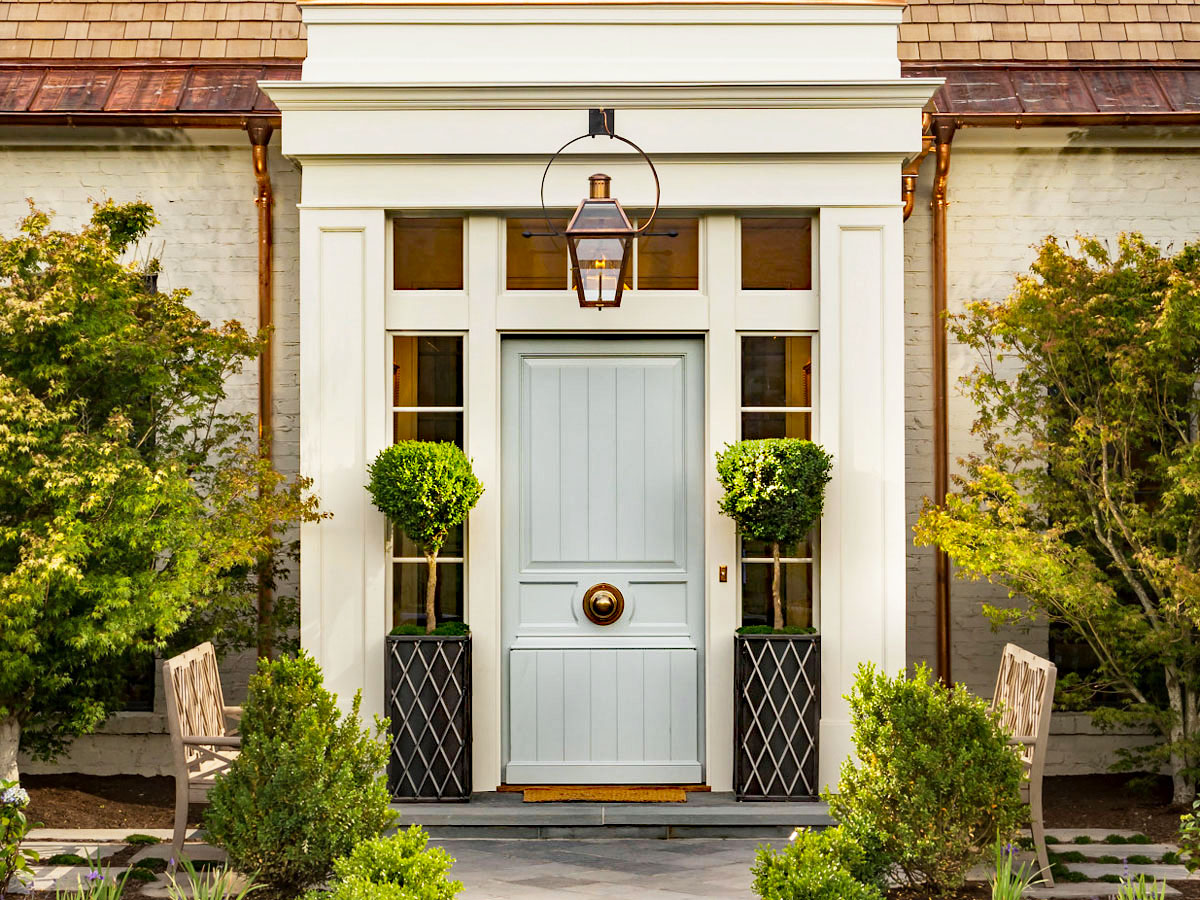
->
[565,173,634,309]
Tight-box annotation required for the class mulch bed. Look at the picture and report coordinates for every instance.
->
[23,774,200,829]
[1044,773,1183,842]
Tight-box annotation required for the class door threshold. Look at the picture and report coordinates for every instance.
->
[497,784,711,792]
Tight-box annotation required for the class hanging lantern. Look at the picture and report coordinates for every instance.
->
[565,174,635,309]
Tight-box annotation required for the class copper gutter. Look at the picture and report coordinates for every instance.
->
[902,113,934,222]
[931,120,954,684]
[0,114,280,128]
[247,119,277,660]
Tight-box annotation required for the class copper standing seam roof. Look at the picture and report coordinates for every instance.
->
[909,62,1200,125]
[0,60,1198,125]
[0,60,302,126]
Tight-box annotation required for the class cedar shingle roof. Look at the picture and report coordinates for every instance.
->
[0,2,305,59]
[901,0,1200,62]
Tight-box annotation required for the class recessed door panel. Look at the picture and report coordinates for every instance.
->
[502,338,705,784]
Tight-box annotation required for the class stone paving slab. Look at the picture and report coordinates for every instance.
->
[1046,828,1147,841]
[20,841,120,861]
[28,828,193,842]
[1067,862,1192,880]
[1059,842,1177,859]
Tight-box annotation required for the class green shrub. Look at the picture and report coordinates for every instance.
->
[367,442,483,633]
[825,664,1025,897]
[750,828,882,900]
[389,622,469,638]
[123,835,161,847]
[204,654,395,898]
[310,828,462,900]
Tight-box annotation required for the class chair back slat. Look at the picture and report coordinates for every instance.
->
[990,642,1056,769]
[162,642,229,768]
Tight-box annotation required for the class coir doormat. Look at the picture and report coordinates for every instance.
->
[523,786,688,803]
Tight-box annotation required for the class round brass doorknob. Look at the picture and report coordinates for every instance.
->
[583,583,625,626]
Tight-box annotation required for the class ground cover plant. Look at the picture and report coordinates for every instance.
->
[166,857,261,900]
[915,234,1200,804]
[989,840,1043,900]
[0,202,321,781]
[367,442,483,633]
[204,654,394,898]
[826,664,1025,897]
[716,438,833,630]
[309,827,462,900]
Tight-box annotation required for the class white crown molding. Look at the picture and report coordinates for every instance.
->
[260,80,943,111]
[299,3,903,25]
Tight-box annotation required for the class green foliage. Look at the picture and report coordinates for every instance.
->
[0,782,37,899]
[990,840,1044,900]
[136,858,169,874]
[716,439,833,629]
[914,234,1200,803]
[308,827,463,900]
[204,654,395,898]
[125,868,156,883]
[367,442,483,558]
[736,625,817,636]
[1179,798,1200,872]
[122,834,160,847]
[715,439,833,545]
[165,857,261,900]
[55,854,132,900]
[750,827,882,900]
[1115,874,1168,900]
[825,664,1025,897]
[47,854,89,866]
[367,441,483,631]
[0,201,322,764]
[389,622,469,637]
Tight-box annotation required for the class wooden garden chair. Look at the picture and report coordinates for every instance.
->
[990,642,1057,887]
[162,642,241,859]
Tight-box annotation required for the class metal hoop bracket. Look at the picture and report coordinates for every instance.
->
[537,128,662,239]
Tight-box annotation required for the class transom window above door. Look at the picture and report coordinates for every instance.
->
[505,216,700,291]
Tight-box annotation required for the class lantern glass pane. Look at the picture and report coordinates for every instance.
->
[571,199,630,232]
[573,236,626,303]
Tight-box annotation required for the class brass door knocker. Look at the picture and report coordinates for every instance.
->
[582,583,625,626]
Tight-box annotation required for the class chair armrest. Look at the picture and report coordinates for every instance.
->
[223,706,243,719]
[181,735,241,747]
[1006,735,1039,746]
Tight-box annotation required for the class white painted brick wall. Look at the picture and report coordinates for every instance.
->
[0,134,301,713]
[905,145,1200,706]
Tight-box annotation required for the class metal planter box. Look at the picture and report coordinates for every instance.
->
[385,633,472,801]
[734,632,821,801]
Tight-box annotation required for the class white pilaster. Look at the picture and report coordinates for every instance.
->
[466,215,502,791]
[817,205,907,790]
[299,207,389,715]
[705,214,739,793]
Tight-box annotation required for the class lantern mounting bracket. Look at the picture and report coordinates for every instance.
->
[589,108,616,137]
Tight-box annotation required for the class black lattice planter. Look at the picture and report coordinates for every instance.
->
[734,633,820,801]
[385,634,472,801]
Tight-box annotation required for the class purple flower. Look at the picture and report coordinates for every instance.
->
[85,870,103,883]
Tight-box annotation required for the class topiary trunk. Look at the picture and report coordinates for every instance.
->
[771,540,784,632]
[424,550,438,634]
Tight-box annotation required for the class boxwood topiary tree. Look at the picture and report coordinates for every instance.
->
[715,438,833,631]
[367,441,484,633]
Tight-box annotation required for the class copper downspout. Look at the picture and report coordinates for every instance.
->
[247,119,276,660]
[931,120,955,684]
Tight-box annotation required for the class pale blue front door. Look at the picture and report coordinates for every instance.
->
[501,338,705,784]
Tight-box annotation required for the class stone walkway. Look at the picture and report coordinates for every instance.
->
[17,827,1196,899]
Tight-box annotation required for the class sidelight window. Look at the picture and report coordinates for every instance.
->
[738,334,816,629]
[390,334,465,629]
